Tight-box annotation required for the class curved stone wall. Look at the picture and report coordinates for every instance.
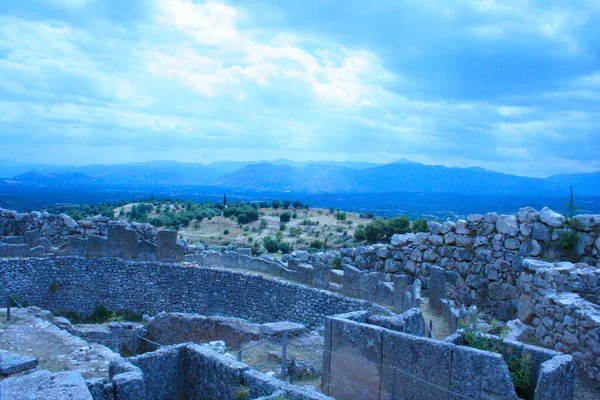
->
[0,257,373,327]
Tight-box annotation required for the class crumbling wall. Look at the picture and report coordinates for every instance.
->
[517,259,600,381]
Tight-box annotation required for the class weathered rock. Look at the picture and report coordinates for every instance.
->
[0,370,92,399]
[539,207,566,228]
[0,351,38,376]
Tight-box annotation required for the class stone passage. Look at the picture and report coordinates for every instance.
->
[0,257,375,328]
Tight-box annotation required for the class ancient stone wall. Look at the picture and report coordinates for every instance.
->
[322,311,576,400]
[0,257,374,328]
[0,207,157,246]
[517,259,600,381]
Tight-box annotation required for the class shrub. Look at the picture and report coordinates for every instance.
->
[235,386,250,400]
[237,214,248,224]
[279,241,293,254]
[280,212,292,223]
[272,200,281,209]
[223,229,230,235]
[282,200,292,209]
[259,219,268,230]
[49,281,60,292]
[412,218,429,233]
[263,236,280,253]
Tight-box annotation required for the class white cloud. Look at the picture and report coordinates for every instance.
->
[150,0,389,106]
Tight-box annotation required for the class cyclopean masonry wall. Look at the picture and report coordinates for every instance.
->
[0,207,158,246]
[0,257,377,328]
[517,259,600,381]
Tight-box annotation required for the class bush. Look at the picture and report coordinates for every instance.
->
[355,216,411,243]
[282,200,292,209]
[237,214,248,224]
[412,218,429,233]
[223,229,230,235]
[263,236,280,253]
[280,212,292,223]
[279,241,293,254]
[272,200,281,209]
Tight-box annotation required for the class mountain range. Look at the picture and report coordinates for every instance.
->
[0,159,598,197]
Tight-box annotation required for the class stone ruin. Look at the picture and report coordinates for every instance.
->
[1,205,596,399]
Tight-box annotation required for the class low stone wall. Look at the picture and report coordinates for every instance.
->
[517,259,600,381]
[322,311,576,400]
[0,257,375,328]
[107,343,332,400]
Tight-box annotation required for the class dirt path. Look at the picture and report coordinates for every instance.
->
[0,307,122,379]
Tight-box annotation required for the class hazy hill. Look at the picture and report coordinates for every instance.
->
[217,162,599,196]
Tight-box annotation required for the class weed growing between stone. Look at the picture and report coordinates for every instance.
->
[235,386,250,400]
[461,314,532,399]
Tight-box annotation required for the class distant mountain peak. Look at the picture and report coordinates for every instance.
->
[393,158,418,164]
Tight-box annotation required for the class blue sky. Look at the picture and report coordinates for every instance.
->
[0,0,599,177]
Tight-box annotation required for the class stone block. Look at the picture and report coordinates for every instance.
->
[107,223,127,257]
[381,330,453,400]
[156,230,183,262]
[429,266,446,312]
[0,370,93,399]
[393,274,409,312]
[204,251,222,266]
[0,243,28,257]
[122,229,140,259]
[450,346,518,400]
[359,272,382,302]
[39,237,53,253]
[313,262,330,288]
[237,247,252,256]
[68,236,89,256]
[24,229,40,248]
[342,264,361,297]
[86,235,108,257]
[237,254,253,269]
[534,355,575,400]
[0,351,38,376]
[28,245,45,257]
[260,321,306,336]
[138,240,157,261]
[3,236,25,245]
[328,269,344,284]
[327,317,383,400]
[221,251,239,268]
[376,282,394,306]
[296,263,314,284]
[113,371,145,400]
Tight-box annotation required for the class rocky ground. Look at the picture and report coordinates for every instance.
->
[0,307,122,380]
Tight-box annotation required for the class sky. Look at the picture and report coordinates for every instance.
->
[0,0,599,177]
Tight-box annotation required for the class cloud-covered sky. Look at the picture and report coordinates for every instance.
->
[0,0,599,177]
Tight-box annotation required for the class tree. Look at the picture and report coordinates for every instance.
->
[263,236,279,253]
[280,212,292,223]
[237,214,248,224]
[282,200,292,209]
[223,194,227,206]
[292,200,303,209]
[412,218,429,233]
[272,200,281,209]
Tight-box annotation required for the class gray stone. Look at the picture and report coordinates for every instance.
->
[28,245,45,257]
[523,259,553,272]
[496,214,518,236]
[539,207,566,228]
[122,229,140,259]
[87,235,108,257]
[429,266,446,312]
[390,233,415,246]
[0,370,92,399]
[343,264,361,297]
[261,321,306,336]
[534,355,576,400]
[221,251,239,268]
[532,222,551,241]
[328,269,344,284]
[237,254,253,269]
[237,247,252,256]
[394,275,409,312]
[0,351,38,376]
[572,214,600,232]
[313,262,330,288]
[156,230,183,262]
[138,240,157,261]
[107,223,127,257]
[24,229,40,248]
[0,243,28,257]
[39,237,53,253]
[3,236,25,245]
[427,221,443,234]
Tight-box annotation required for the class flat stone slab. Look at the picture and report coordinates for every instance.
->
[0,350,38,376]
[260,322,306,336]
[0,370,93,399]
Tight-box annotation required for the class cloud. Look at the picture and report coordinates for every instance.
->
[0,0,598,177]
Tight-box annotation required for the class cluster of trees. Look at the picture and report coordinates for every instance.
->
[260,200,308,210]
[48,203,120,221]
[223,202,259,224]
[354,216,430,243]
[263,234,293,254]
